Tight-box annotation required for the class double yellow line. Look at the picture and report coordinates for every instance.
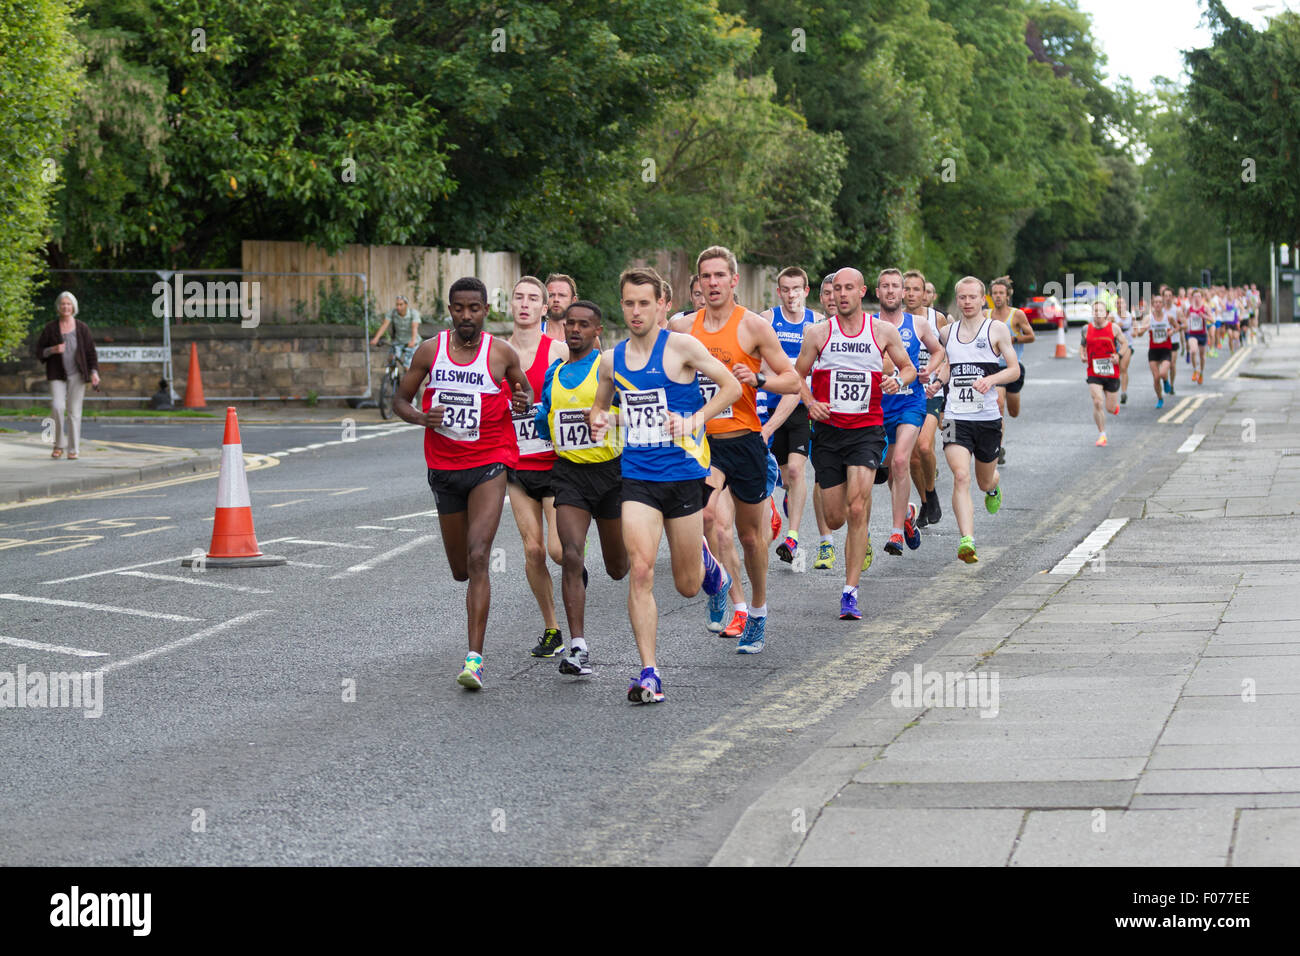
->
[1158,394,1214,425]
[1211,344,1253,380]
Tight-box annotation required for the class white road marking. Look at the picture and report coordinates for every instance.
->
[382,509,439,521]
[331,534,437,578]
[1177,434,1206,454]
[117,571,273,594]
[121,525,177,537]
[1172,395,1209,425]
[282,539,373,549]
[0,593,201,622]
[267,498,311,508]
[286,560,330,568]
[0,635,108,657]
[285,447,308,453]
[43,555,190,585]
[1048,518,1128,575]
[100,611,270,675]
[1158,396,1192,424]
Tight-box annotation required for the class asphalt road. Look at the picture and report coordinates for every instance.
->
[0,336,1245,865]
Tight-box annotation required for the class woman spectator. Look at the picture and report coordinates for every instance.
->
[35,291,99,460]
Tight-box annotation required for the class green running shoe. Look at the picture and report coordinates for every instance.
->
[814,541,836,570]
[457,655,484,690]
[958,536,978,564]
[862,537,874,572]
[985,486,1002,515]
[531,628,564,658]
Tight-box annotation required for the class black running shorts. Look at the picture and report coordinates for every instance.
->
[1147,347,1172,364]
[810,423,886,490]
[551,457,622,521]
[621,477,710,519]
[1005,362,1026,395]
[427,462,506,514]
[769,404,811,467]
[507,466,554,502]
[708,429,769,504]
[943,419,1002,464]
[1087,376,1121,393]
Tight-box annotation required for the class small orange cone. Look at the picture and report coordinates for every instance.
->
[181,407,285,569]
[182,342,207,408]
[1054,316,1068,358]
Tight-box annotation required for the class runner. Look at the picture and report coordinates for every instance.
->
[1081,299,1129,446]
[1116,295,1136,404]
[1134,298,1174,408]
[393,277,532,690]
[935,276,1018,564]
[506,276,569,658]
[877,268,945,556]
[670,246,800,652]
[812,273,837,569]
[544,273,577,336]
[587,268,741,703]
[1160,286,1182,394]
[1185,289,1210,384]
[792,268,916,618]
[905,273,949,528]
[759,266,820,567]
[534,300,627,677]
[988,276,1035,464]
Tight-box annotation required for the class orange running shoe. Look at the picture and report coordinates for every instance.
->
[721,610,749,638]
[769,498,781,541]
[1095,433,1108,447]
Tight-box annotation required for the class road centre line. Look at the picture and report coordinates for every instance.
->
[43,555,188,585]
[0,635,108,657]
[100,611,271,675]
[117,571,273,594]
[0,593,202,622]
[282,539,373,549]
[382,509,439,521]
[331,535,438,578]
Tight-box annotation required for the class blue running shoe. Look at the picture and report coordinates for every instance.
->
[627,666,664,704]
[707,586,728,633]
[1162,378,1171,394]
[736,615,766,654]
[701,542,727,596]
[904,502,922,550]
[839,591,861,620]
[1156,397,1164,409]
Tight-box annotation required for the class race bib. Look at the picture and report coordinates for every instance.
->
[915,347,930,386]
[698,376,734,419]
[829,369,873,414]
[1091,357,1115,376]
[948,374,985,416]
[434,390,482,441]
[554,408,599,452]
[513,403,552,456]
[1150,321,1169,342]
[1188,314,1203,331]
[622,388,670,446]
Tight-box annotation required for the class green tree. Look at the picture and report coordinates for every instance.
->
[0,0,82,357]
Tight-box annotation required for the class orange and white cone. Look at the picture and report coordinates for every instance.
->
[1054,315,1068,358]
[181,407,285,569]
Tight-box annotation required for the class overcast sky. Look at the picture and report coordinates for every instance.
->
[1075,0,1286,91]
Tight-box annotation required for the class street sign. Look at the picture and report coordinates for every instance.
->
[97,346,169,363]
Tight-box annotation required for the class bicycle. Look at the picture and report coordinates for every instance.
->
[378,343,414,420]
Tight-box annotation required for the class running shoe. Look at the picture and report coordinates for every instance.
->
[904,503,921,550]
[721,610,748,639]
[559,646,592,677]
[1168,381,1175,395]
[839,591,861,620]
[1095,433,1108,447]
[530,628,564,658]
[701,542,728,596]
[1209,348,1219,358]
[916,506,930,529]
[1156,398,1164,409]
[776,535,798,564]
[707,586,728,633]
[627,666,664,704]
[736,615,766,654]
[862,538,874,572]
[884,532,905,556]
[1162,378,1171,394]
[782,494,789,519]
[814,541,836,570]
[1121,392,1128,405]
[457,655,484,690]
[957,536,978,564]
[769,498,781,541]
[997,445,1006,465]
[985,486,1002,515]
[1110,404,1119,416]
[927,494,942,525]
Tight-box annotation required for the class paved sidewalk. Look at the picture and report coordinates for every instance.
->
[0,430,219,505]
[713,326,1300,866]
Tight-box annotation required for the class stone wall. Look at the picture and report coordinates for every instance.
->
[0,324,410,406]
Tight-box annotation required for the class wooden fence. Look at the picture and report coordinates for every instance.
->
[242,240,780,323]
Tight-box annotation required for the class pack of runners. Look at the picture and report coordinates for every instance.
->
[394,260,1234,703]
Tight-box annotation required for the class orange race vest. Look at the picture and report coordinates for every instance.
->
[690,305,761,435]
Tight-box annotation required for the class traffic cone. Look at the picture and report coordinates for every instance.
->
[182,342,207,408]
[181,407,285,569]
[1054,316,1068,358]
